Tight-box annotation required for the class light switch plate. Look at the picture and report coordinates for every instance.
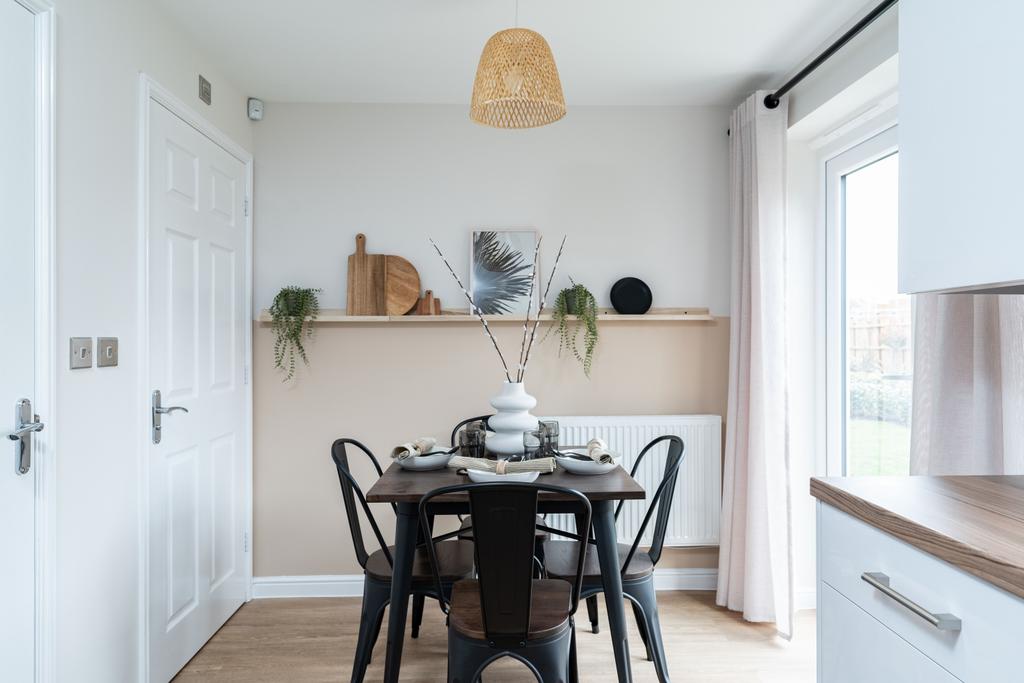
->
[97,337,118,367]
[198,74,212,105]
[70,337,92,369]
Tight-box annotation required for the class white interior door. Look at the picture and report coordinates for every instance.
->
[147,98,249,682]
[0,2,42,680]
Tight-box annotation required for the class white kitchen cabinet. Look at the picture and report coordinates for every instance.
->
[898,0,1024,293]
[817,502,1024,683]
[819,583,959,683]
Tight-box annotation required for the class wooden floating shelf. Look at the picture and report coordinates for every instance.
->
[256,307,714,324]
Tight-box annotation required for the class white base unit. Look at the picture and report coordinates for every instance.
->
[817,502,1024,683]
[819,583,959,683]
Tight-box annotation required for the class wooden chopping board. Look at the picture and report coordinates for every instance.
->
[384,255,420,315]
[346,233,386,315]
[346,233,422,315]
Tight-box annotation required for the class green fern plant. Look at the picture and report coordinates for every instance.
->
[269,286,321,381]
[548,278,599,377]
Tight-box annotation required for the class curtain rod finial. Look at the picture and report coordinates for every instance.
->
[763,94,781,109]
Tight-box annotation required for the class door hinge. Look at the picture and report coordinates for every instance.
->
[243,531,249,553]
[244,196,250,217]
[243,365,249,385]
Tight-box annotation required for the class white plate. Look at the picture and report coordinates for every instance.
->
[556,450,617,475]
[396,450,453,471]
[466,469,540,484]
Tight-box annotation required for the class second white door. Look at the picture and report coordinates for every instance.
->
[146,97,249,682]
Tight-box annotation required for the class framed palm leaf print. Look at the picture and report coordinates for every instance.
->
[469,229,539,315]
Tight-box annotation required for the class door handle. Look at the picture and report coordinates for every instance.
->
[861,572,962,631]
[7,398,44,475]
[154,406,189,416]
[152,390,189,444]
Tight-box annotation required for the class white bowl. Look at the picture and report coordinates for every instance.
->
[466,469,540,484]
[396,450,453,472]
[556,450,617,475]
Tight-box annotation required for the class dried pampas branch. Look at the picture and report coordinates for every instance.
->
[516,237,543,376]
[430,238,513,382]
[518,235,566,382]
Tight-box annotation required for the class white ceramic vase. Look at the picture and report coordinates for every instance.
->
[486,381,538,456]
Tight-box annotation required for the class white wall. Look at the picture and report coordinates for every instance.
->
[51,0,251,679]
[253,103,731,315]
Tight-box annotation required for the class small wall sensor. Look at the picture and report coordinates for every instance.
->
[247,98,264,121]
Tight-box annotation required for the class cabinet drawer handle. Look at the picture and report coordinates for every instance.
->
[861,572,962,631]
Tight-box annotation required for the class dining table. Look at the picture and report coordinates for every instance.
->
[364,461,646,683]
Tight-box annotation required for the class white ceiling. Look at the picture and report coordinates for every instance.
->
[155,0,872,106]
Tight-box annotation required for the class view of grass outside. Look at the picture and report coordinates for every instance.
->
[848,419,910,476]
[843,152,911,477]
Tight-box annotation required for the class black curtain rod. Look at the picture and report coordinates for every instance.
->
[763,0,898,109]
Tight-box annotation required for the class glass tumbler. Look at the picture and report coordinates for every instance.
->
[523,429,543,460]
[539,420,560,455]
[459,428,486,460]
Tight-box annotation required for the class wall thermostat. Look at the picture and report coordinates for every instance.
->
[247,98,264,121]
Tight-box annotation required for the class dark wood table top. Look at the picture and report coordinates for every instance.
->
[811,475,1024,601]
[366,462,646,504]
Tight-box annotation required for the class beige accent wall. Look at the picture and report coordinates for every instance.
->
[253,317,729,577]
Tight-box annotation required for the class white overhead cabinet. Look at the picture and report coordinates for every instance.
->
[898,0,1024,293]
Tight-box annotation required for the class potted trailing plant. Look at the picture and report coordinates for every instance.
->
[269,286,321,381]
[550,278,599,377]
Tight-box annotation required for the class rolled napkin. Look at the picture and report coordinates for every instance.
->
[585,437,615,464]
[448,455,556,474]
[391,437,438,461]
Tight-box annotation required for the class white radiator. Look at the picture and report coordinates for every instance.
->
[541,415,722,547]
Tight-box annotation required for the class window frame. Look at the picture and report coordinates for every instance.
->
[824,125,900,476]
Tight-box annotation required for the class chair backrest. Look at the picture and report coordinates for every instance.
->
[419,482,591,647]
[330,439,393,570]
[449,414,493,449]
[617,435,685,569]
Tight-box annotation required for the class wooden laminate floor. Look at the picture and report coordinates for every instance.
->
[174,592,815,682]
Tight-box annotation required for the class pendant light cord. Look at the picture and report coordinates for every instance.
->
[514,0,519,27]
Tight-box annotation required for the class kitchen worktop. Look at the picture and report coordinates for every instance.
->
[811,475,1024,601]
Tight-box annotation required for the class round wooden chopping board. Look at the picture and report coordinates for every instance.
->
[384,255,421,315]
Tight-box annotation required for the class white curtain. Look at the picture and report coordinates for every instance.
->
[910,294,1024,474]
[716,91,794,638]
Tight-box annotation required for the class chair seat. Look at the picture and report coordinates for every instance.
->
[458,515,548,541]
[448,579,572,641]
[365,540,475,583]
[542,540,655,581]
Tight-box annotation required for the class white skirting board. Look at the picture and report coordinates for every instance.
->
[252,569,718,599]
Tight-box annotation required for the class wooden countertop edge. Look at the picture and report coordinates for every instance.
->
[810,477,1024,601]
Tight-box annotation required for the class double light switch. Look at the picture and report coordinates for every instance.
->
[70,337,119,369]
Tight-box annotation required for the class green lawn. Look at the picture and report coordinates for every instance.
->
[847,419,911,476]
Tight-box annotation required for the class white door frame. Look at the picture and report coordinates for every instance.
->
[136,74,253,682]
[12,1,56,681]
[823,124,899,476]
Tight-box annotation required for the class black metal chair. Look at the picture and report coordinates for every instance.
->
[542,435,685,683]
[450,415,548,554]
[419,482,592,683]
[331,439,475,683]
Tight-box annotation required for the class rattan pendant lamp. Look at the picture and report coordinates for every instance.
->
[470,1,566,129]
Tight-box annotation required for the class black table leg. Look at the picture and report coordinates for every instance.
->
[383,502,418,683]
[593,499,633,682]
